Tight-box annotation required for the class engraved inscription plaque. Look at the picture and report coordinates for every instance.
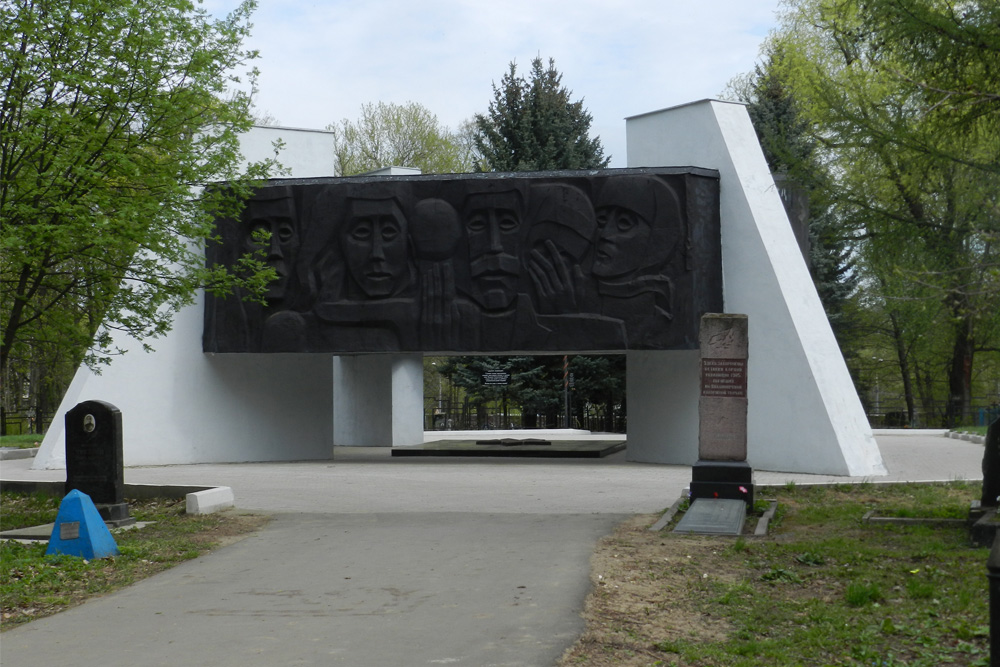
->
[204,168,722,354]
[698,314,749,461]
[60,521,81,541]
[701,358,747,398]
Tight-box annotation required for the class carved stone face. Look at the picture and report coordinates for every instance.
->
[592,177,681,281]
[464,191,522,311]
[592,204,653,279]
[342,198,409,298]
[244,194,299,303]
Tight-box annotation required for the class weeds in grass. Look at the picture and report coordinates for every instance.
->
[761,567,803,584]
[794,551,825,566]
[845,580,883,606]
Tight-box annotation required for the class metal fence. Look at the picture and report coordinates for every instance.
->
[1,409,53,437]
[866,401,1000,429]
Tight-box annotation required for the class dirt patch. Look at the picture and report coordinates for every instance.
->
[186,510,271,548]
[560,513,738,666]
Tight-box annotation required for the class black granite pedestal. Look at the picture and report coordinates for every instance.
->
[690,460,755,507]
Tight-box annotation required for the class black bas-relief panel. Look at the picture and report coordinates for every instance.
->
[204,168,722,354]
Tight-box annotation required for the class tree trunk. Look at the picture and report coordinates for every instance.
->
[945,315,974,427]
[475,400,488,429]
[888,312,918,426]
[913,362,938,426]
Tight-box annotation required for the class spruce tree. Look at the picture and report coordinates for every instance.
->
[473,57,610,172]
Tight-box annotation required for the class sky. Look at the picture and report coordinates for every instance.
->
[205,1,786,168]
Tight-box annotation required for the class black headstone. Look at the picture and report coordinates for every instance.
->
[983,418,1000,508]
[65,400,131,524]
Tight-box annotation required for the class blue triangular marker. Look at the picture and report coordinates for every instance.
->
[46,489,120,559]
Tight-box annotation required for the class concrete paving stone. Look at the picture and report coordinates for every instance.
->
[0,432,986,666]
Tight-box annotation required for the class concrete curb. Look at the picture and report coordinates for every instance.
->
[186,487,235,514]
[0,447,38,460]
[0,480,236,515]
[946,431,987,445]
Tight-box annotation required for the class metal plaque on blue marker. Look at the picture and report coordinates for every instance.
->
[46,489,120,559]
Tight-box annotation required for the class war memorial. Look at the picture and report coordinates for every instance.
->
[32,100,887,478]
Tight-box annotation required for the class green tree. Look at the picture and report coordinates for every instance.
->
[728,48,858,335]
[329,101,474,176]
[768,0,1000,425]
[473,57,610,172]
[842,0,1000,174]
[0,0,277,401]
[569,354,626,432]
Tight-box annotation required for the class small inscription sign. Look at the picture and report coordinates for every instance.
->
[482,371,511,386]
[60,521,80,541]
[701,358,747,398]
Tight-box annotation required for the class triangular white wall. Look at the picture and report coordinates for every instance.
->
[625,100,884,475]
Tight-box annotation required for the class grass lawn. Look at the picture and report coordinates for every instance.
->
[1,491,268,628]
[560,481,990,667]
[0,434,45,449]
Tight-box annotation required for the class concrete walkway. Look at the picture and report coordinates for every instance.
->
[0,432,985,666]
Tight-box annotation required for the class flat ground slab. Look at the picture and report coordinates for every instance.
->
[391,439,626,458]
[673,498,747,535]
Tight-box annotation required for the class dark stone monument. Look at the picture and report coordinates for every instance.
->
[690,314,754,507]
[204,168,722,355]
[983,418,999,509]
[971,417,1000,547]
[989,534,1000,667]
[65,400,133,527]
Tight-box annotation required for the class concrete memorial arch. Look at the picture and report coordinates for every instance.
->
[34,100,885,477]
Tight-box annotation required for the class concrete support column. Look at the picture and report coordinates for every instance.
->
[626,350,699,465]
[333,354,424,447]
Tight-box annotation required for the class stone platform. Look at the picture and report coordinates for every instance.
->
[392,439,626,458]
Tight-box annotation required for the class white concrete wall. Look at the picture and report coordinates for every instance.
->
[626,350,700,465]
[241,125,336,178]
[33,292,335,468]
[33,127,337,469]
[625,99,885,476]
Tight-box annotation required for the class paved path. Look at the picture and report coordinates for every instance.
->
[0,433,985,666]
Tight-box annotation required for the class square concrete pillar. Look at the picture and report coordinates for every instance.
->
[626,350,699,465]
[333,354,424,447]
